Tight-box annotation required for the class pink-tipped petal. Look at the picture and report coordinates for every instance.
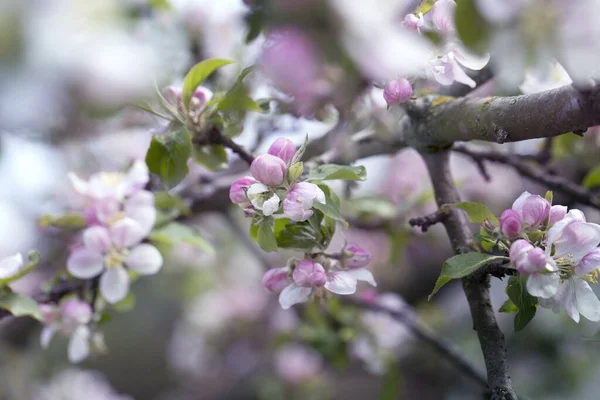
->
[279,284,312,309]
[83,226,111,253]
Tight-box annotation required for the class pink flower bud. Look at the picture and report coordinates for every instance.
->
[293,259,326,287]
[282,182,326,221]
[549,205,567,226]
[162,86,182,104]
[500,209,521,237]
[263,267,290,292]
[229,176,257,204]
[509,240,546,274]
[343,243,372,269]
[268,137,297,165]
[403,14,423,31]
[512,192,550,227]
[383,79,412,106]
[250,154,287,186]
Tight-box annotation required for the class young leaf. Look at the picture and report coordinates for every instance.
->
[583,164,600,189]
[113,292,136,313]
[276,221,321,251]
[290,135,309,166]
[216,66,262,114]
[39,213,87,229]
[307,164,367,181]
[145,129,192,189]
[498,298,518,313]
[253,217,278,252]
[506,274,538,332]
[0,292,43,321]
[429,253,506,299]
[444,202,499,225]
[313,184,347,226]
[455,0,490,55]
[182,59,233,110]
[150,222,215,255]
[191,144,228,171]
[0,252,40,286]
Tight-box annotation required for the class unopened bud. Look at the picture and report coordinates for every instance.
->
[250,154,287,186]
[263,267,290,292]
[383,78,412,106]
[500,209,521,238]
[293,259,326,287]
[342,243,372,269]
[268,137,297,165]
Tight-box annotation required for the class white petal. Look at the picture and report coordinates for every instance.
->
[430,61,455,85]
[314,186,326,204]
[100,267,130,304]
[324,271,358,295]
[563,280,580,323]
[279,284,312,309]
[40,326,57,349]
[262,194,281,216]
[110,218,146,248]
[538,280,568,313]
[511,191,531,213]
[554,222,600,263]
[68,172,89,195]
[453,47,490,71]
[122,160,149,195]
[67,249,105,279]
[247,183,269,196]
[0,253,24,280]
[344,268,377,287]
[125,204,156,236]
[450,56,476,88]
[126,244,163,275]
[574,277,600,322]
[526,272,559,298]
[546,209,587,253]
[83,226,111,253]
[68,325,90,364]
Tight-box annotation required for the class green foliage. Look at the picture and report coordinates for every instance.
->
[307,164,367,181]
[551,132,579,159]
[182,59,232,110]
[455,0,490,55]
[506,274,538,331]
[290,135,309,166]
[313,184,347,227]
[191,144,229,171]
[444,201,499,225]
[154,192,191,222]
[429,253,507,299]
[145,129,192,189]
[416,0,438,14]
[244,5,266,43]
[250,216,279,252]
[0,252,40,286]
[39,213,87,229]
[383,361,403,400]
[583,164,600,189]
[499,298,518,313]
[275,219,322,252]
[216,66,261,114]
[0,290,43,321]
[150,222,215,255]
[344,196,397,220]
[113,292,136,312]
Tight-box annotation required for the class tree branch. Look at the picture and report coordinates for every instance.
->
[453,145,600,211]
[408,209,448,232]
[422,150,517,399]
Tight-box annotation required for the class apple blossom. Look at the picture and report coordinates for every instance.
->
[500,209,522,238]
[67,218,163,304]
[324,266,377,295]
[246,183,281,216]
[403,13,424,32]
[510,191,551,228]
[0,253,24,281]
[292,259,327,287]
[263,267,291,293]
[40,299,93,363]
[268,137,297,165]
[549,205,568,226]
[274,344,323,384]
[229,176,257,205]
[250,154,287,186]
[383,79,412,106]
[342,243,373,269]
[282,182,326,222]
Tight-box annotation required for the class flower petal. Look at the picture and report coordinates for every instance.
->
[546,209,586,253]
[100,266,130,304]
[262,194,281,216]
[526,272,559,298]
[110,217,146,248]
[125,204,156,236]
[40,326,57,349]
[67,249,105,279]
[453,46,490,71]
[0,253,24,280]
[344,268,377,287]
[511,191,531,213]
[68,325,90,364]
[122,160,150,195]
[247,183,269,196]
[83,226,111,253]
[576,248,600,276]
[574,277,600,322]
[126,244,163,275]
[324,271,358,295]
[563,280,580,323]
[68,172,89,195]
[554,221,600,263]
[279,284,312,309]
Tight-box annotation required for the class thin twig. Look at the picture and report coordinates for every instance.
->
[193,127,255,165]
[408,209,448,232]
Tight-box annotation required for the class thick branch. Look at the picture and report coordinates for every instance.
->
[407,84,600,148]
[453,145,600,211]
[422,150,517,399]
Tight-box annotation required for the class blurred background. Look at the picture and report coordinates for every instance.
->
[1,0,600,399]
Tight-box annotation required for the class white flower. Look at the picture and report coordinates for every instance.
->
[67,218,163,304]
[246,183,281,216]
[429,48,490,88]
[324,268,377,295]
[0,253,25,281]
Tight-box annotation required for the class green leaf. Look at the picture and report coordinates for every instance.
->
[252,217,278,252]
[145,129,192,189]
[290,135,309,166]
[544,190,553,204]
[429,253,506,299]
[150,222,215,255]
[216,66,261,114]
[344,196,397,220]
[583,164,600,189]
[154,192,190,216]
[307,164,367,182]
[499,298,518,313]
[444,201,499,225]
[148,0,171,10]
[0,252,40,286]
[415,0,438,14]
[506,274,538,332]
[276,220,321,251]
[39,213,87,229]
[455,0,490,55]
[0,292,43,321]
[113,292,136,312]
[552,132,579,159]
[182,58,233,110]
[191,144,228,171]
[244,5,266,43]
[313,184,347,226]
[383,361,403,400]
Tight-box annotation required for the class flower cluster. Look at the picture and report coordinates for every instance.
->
[163,84,213,122]
[229,137,326,221]
[67,162,163,304]
[404,0,490,88]
[500,192,600,323]
[263,243,376,309]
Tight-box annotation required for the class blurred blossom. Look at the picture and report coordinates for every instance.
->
[383,78,412,106]
[0,253,24,281]
[476,0,525,24]
[274,344,323,384]
[32,369,132,400]
[519,62,573,95]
